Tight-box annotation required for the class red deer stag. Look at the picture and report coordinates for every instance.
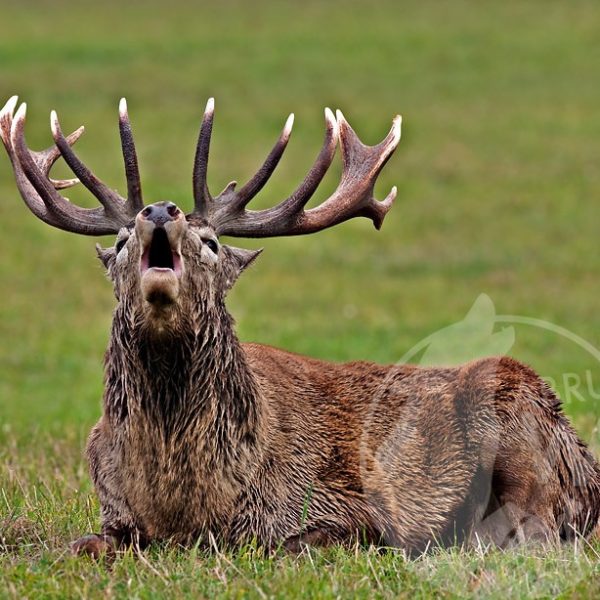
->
[1,96,598,558]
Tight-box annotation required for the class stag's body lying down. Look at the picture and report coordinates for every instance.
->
[1,96,598,557]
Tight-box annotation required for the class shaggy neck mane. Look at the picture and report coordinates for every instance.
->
[103,295,262,447]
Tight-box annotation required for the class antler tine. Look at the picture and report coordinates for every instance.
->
[1,97,134,236]
[210,109,401,238]
[10,102,118,234]
[36,126,84,190]
[118,98,144,214]
[319,109,401,229]
[1,96,82,192]
[276,107,338,213]
[192,97,215,215]
[234,113,295,207]
[50,110,126,216]
[0,95,19,144]
[0,96,64,228]
[206,109,338,237]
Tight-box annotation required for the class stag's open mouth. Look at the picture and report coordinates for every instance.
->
[140,228,183,277]
[140,228,183,306]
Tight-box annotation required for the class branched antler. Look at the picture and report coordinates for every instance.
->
[1,96,401,238]
[191,98,402,238]
[0,96,142,236]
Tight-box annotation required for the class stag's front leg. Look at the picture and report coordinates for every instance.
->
[70,531,121,560]
[71,520,148,559]
[72,422,147,559]
[281,517,385,554]
[281,527,343,553]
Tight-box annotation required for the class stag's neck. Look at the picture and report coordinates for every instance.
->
[103,299,262,441]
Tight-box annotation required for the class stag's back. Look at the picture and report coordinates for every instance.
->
[244,344,600,547]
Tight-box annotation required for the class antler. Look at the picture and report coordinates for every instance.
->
[2,96,401,238]
[0,96,143,236]
[191,98,402,238]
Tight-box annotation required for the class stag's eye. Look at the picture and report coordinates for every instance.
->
[204,238,219,254]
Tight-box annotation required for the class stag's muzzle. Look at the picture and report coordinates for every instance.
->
[136,201,187,305]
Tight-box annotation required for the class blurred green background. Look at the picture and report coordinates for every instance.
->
[1,0,599,444]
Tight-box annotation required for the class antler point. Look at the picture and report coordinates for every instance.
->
[325,108,339,136]
[11,103,27,139]
[2,96,19,117]
[383,186,397,207]
[50,110,61,137]
[392,115,402,140]
[284,113,294,135]
[51,177,81,190]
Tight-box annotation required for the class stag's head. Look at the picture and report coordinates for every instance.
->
[0,96,401,326]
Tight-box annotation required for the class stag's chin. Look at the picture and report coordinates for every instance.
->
[141,267,180,306]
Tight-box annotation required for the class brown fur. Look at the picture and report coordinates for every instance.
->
[5,96,595,556]
[72,211,600,556]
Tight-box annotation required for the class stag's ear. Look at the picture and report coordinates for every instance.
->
[96,243,116,270]
[221,245,263,291]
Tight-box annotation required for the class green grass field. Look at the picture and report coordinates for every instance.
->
[1,0,600,597]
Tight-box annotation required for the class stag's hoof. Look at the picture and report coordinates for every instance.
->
[71,534,116,560]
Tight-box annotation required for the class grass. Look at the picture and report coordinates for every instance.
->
[1,0,600,597]
[2,433,600,600]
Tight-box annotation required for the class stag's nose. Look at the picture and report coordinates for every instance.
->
[135,201,188,259]
[139,201,182,227]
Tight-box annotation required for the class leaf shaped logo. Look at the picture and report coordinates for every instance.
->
[417,294,515,367]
